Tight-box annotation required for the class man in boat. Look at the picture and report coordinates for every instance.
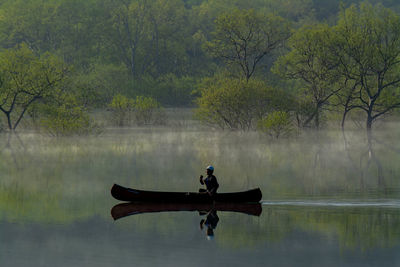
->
[199,165,219,196]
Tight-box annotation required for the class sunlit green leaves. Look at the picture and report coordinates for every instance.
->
[0,43,67,130]
[109,94,165,126]
[195,76,291,130]
[257,111,294,138]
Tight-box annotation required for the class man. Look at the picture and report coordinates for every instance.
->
[199,165,219,196]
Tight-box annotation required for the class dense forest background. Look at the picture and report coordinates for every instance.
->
[1,0,400,135]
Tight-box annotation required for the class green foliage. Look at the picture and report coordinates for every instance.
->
[105,0,189,78]
[0,43,67,130]
[265,0,315,24]
[0,0,399,132]
[312,0,400,22]
[39,94,101,136]
[109,94,166,126]
[273,24,341,128]
[333,3,400,129]
[132,95,165,125]
[150,74,196,107]
[257,111,294,138]
[68,63,132,108]
[0,0,102,66]
[109,94,134,127]
[0,0,59,52]
[131,73,196,107]
[273,3,400,130]
[292,94,317,128]
[195,76,291,130]
[206,9,291,80]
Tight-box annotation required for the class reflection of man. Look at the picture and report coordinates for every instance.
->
[200,209,219,240]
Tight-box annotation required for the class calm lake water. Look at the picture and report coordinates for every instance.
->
[0,124,399,266]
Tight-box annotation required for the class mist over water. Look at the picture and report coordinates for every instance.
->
[0,124,399,266]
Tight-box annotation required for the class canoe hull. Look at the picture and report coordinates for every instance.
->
[111,184,262,203]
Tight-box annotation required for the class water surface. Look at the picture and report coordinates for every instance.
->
[0,126,399,266]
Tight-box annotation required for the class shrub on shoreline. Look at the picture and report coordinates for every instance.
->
[109,94,166,126]
[257,111,294,138]
[195,77,292,131]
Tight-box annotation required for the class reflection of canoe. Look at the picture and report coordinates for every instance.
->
[111,184,262,203]
[111,202,262,220]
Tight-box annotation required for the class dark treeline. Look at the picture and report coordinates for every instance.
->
[0,0,400,134]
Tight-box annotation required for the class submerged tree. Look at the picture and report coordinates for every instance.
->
[0,44,67,130]
[206,9,291,81]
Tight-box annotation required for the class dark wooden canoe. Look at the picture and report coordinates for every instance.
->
[111,202,262,220]
[111,184,262,203]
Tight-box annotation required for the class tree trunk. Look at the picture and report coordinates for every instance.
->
[153,20,160,75]
[6,112,12,130]
[341,108,349,130]
[130,50,136,79]
[315,103,321,129]
[302,111,315,128]
[366,113,373,132]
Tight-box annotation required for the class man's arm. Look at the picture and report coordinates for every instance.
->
[200,175,204,185]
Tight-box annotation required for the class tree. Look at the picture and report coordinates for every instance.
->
[107,0,149,79]
[195,76,290,130]
[0,0,105,67]
[49,0,104,66]
[205,9,290,81]
[273,24,342,128]
[109,94,165,126]
[0,0,60,52]
[257,111,293,138]
[39,93,98,136]
[0,44,67,130]
[105,0,188,78]
[333,3,400,131]
[145,0,187,76]
[265,0,316,25]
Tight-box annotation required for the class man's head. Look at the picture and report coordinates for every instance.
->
[206,165,214,175]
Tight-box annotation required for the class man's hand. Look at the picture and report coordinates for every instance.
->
[199,175,204,185]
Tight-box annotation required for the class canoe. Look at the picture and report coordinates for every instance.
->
[111,202,262,220]
[111,184,262,203]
